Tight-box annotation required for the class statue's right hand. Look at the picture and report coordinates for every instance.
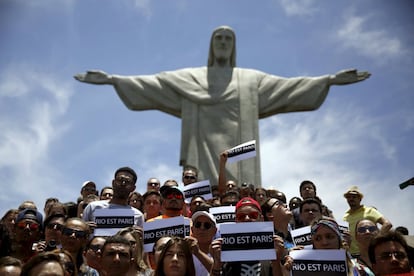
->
[73,70,112,85]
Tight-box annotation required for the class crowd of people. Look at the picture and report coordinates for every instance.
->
[0,162,412,276]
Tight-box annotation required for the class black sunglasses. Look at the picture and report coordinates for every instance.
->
[46,222,64,231]
[194,221,213,230]
[88,244,102,252]
[62,227,88,239]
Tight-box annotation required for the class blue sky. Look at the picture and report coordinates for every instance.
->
[1,0,413,232]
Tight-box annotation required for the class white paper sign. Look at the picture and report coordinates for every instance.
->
[227,140,256,164]
[93,208,135,237]
[290,249,348,276]
[220,221,275,262]
[209,206,236,224]
[182,180,212,203]
[143,216,190,252]
[291,226,313,248]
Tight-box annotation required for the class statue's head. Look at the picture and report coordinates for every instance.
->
[208,25,236,67]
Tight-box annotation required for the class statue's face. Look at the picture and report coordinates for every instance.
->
[212,29,234,62]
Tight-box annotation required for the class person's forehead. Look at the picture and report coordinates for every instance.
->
[301,184,314,190]
[103,188,113,193]
[49,217,65,224]
[84,183,95,188]
[194,215,213,223]
[155,237,171,249]
[116,171,134,178]
[357,220,376,227]
[105,243,130,252]
[303,203,319,208]
[376,241,405,253]
[315,225,336,234]
[145,194,160,201]
[92,237,107,246]
[166,190,182,196]
[0,265,21,273]
[66,220,86,229]
[184,170,196,175]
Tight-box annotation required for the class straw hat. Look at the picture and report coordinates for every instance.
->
[343,186,364,198]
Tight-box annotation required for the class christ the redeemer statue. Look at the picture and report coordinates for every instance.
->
[74,25,370,186]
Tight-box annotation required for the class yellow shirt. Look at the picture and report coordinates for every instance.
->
[343,205,383,255]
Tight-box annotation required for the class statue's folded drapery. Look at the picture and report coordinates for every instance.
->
[113,66,331,186]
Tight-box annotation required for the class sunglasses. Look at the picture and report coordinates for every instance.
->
[377,251,407,261]
[184,175,196,180]
[236,211,260,221]
[17,221,40,231]
[194,221,213,230]
[148,182,160,186]
[166,193,183,200]
[115,177,134,186]
[89,244,102,252]
[269,200,285,209]
[62,227,88,239]
[46,222,64,231]
[102,192,113,197]
[357,226,378,233]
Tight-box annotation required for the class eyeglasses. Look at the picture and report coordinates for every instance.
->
[357,226,378,233]
[377,251,407,261]
[88,244,102,252]
[236,211,260,221]
[46,222,64,231]
[17,221,40,231]
[184,175,196,180]
[194,221,213,230]
[115,176,134,186]
[102,192,113,197]
[62,227,88,239]
[166,193,183,200]
[269,200,284,209]
[148,182,160,186]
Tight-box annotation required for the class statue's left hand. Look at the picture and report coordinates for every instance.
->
[73,70,113,85]
[330,69,371,85]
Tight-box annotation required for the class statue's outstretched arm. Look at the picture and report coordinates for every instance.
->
[74,70,113,85]
[329,69,371,85]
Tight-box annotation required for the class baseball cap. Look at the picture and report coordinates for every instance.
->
[159,185,184,198]
[191,211,216,225]
[16,208,43,230]
[82,181,96,188]
[235,197,262,212]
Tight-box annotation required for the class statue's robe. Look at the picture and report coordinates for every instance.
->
[113,66,330,186]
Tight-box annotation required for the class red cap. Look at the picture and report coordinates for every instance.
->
[235,197,262,212]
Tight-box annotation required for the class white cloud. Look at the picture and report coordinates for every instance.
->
[278,0,318,16]
[259,105,411,226]
[133,0,152,18]
[336,15,404,62]
[0,65,74,207]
